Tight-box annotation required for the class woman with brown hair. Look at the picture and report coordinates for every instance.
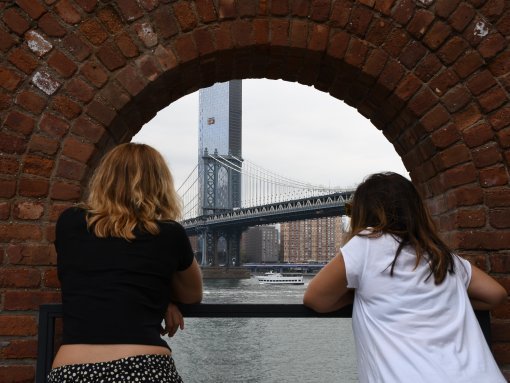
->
[48,143,202,383]
[304,172,506,382]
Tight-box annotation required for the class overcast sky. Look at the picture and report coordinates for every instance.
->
[132,79,408,190]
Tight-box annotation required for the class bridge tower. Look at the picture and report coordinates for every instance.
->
[197,81,243,267]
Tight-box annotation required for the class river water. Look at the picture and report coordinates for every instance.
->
[167,276,358,383]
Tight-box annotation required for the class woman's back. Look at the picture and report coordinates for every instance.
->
[342,233,505,383]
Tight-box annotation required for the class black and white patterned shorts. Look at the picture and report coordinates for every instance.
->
[47,354,183,383]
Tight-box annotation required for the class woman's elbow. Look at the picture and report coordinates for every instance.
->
[494,286,508,307]
[303,292,330,313]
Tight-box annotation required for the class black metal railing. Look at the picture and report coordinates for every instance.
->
[36,304,491,383]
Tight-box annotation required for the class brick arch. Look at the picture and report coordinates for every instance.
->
[1,0,509,380]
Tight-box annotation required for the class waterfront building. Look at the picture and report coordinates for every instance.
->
[280,217,346,263]
[241,225,280,263]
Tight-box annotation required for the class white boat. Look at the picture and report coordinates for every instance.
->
[256,271,304,285]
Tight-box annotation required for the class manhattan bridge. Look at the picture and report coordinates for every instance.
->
[176,80,354,267]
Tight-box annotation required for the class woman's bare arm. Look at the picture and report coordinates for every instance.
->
[170,258,203,304]
[303,253,353,313]
[468,265,507,310]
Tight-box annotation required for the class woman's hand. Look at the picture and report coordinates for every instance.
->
[162,303,184,337]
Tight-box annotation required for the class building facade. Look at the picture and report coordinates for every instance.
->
[241,226,280,263]
[280,217,346,263]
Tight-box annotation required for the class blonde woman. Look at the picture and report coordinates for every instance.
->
[304,172,507,383]
[48,143,202,383]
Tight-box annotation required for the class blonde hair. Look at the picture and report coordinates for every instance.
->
[85,143,182,240]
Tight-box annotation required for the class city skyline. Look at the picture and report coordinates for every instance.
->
[133,79,409,190]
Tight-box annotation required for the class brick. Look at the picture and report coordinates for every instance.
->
[449,2,475,32]
[5,110,35,136]
[16,0,46,19]
[40,113,70,138]
[0,202,11,219]
[31,70,61,96]
[399,41,426,69]
[327,30,349,59]
[115,33,139,58]
[43,268,60,288]
[14,201,45,220]
[392,0,415,25]
[477,33,506,59]
[431,123,461,149]
[81,60,108,87]
[16,90,46,113]
[116,64,147,96]
[56,158,87,180]
[489,51,510,78]
[374,0,395,15]
[96,42,127,71]
[309,24,329,52]
[497,127,510,148]
[0,157,20,174]
[420,104,450,132]
[173,1,198,32]
[22,155,54,177]
[310,0,331,22]
[437,36,469,65]
[62,33,91,61]
[231,20,252,49]
[453,51,484,79]
[136,55,161,82]
[138,0,158,11]
[365,17,392,46]
[98,82,130,111]
[435,143,471,170]
[62,137,96,163]
[414,54,442,82]
[55,0,82,25]
[489,106,510,131]
[454,207,486,228]
[462,122,494,148]
[51,95,82,119]
[195,0,217,23]
[453,103,482,131]
[8,47,38,74]
[65,78,94,103]
[0,67,22,91]
[436,0,461,18]
[253,18,269,46]
[3,8,30,35]
[466,70,497,96]
[408,87,438,117]
[394,73,422,102]
[28,135,59,156]
[0,132,26,154]
[134,21,158,48]
[479,165,509,187]
[442,85,471,113]
[347,5,373,37]
[75,0,98,13]
[330,0,351,28]
[7,244,56,265]
[441,162,477,188]
[0,316,37,335]
[0,223,43,241]
[407,9,434,39]
[486,189,510,207]
[423,21,452,50]
[173,33,199,62]
[478,86,507,113]
[429,69,459,96]
[71,116,107,143]
[472,142,501,168]
[383,28,408,57]
[86,100,116,126]
[453,230,510,250]
[18,177,49,198]
[345,38,369,69]
[50,181,82,201]
[153,6,179,39]
[98,6,124,33]
[38,13,67,37]
[4,290,61,310]
[0,28,17,52]
[0,339,38,359]
[80,18,108,46]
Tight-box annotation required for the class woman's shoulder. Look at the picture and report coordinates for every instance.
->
[57,205,87,223]
[158,219,187,234]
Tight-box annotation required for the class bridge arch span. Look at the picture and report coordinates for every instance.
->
[0,1,509,377]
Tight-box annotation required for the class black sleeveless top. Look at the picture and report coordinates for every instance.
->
[55,207,194,347]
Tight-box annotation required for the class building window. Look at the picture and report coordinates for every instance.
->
[207,117,215,125]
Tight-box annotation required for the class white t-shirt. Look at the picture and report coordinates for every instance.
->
[341,233,505,383]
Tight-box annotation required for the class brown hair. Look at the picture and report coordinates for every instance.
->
[347,172,454,284]
[85,143,182,240]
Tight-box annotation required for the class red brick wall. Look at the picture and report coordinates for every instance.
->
[0,1,509,381]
